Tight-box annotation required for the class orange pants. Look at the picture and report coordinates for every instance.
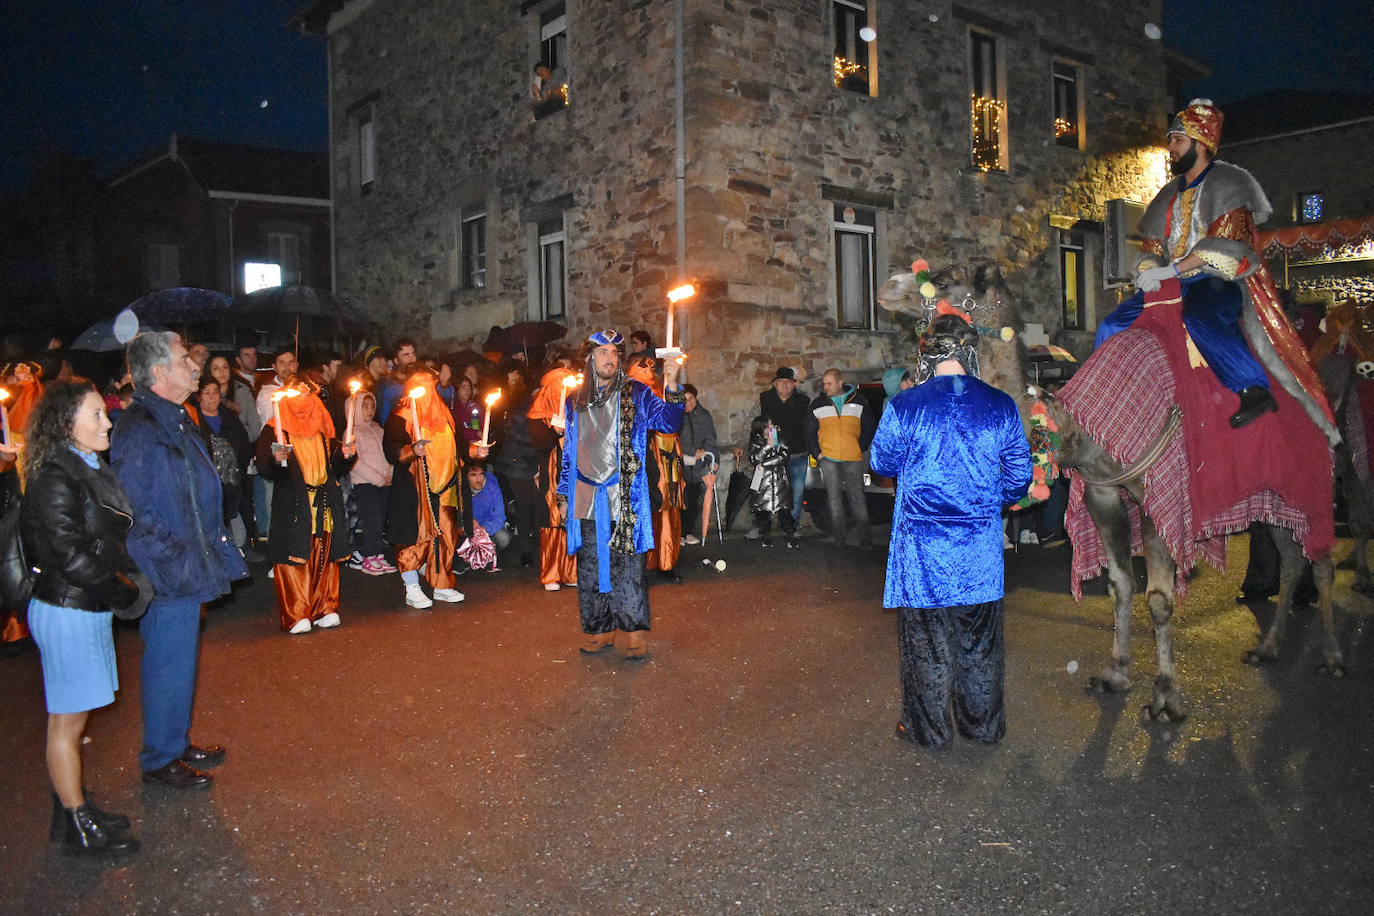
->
[397,505,461,590]
[273,533,340,631]
[540,526,577,586]
[645,507,681,571]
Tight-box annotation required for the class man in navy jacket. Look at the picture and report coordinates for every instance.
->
[112,332,248,789]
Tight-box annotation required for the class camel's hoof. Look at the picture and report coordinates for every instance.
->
[1086,676,1128,695]
[1142,703,1187,724]
[1316,660,1348,678]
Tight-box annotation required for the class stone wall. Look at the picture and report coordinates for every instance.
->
[324,0,1173,444]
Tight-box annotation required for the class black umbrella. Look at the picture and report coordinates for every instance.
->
[127,287,233,325]
[234,285,378,347]
[482,321,567,356]
[722,455,754,532]
[71,309,152,352]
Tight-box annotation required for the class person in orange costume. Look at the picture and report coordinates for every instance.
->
[383,368,487,609]
[0,362,42,648]
[627,355,685,583]
[256,377,356,634]
[527,346,578,591]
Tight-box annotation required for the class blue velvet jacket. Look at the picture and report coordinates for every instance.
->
[559,379,684,556]
[869,375,1031,609]
[111,390,249,601]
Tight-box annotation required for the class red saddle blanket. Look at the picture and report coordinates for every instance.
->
[1058,301,1334,599]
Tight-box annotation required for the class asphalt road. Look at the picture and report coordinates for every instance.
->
[1,527,1371,914]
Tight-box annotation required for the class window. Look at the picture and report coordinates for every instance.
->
[1060,230,1085,330]
[833,203,876,330]
[970,31,1007,171]
[357,107,376,192]
[461,209,487,290]
[538,217,566,319]
[832,0,874,95]
[1300,193,1325,224]
[540,3,567,74]
[1052,60,1083,150]
[147,243,180,289]
[266,232,301,286]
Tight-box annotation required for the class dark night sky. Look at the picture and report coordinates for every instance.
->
[2,1,1372,192]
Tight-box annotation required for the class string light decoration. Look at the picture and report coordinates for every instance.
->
[971,95,1005,171]
[833,55,863,88]
[558,83,570,106]
[1054,117,1075,139]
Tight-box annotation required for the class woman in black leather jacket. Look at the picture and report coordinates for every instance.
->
[20,379,148,857]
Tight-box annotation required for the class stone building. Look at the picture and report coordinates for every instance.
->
[297,0,1180,441]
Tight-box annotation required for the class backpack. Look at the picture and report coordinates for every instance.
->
[0,495,35,611]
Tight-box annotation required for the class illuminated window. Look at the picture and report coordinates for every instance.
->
[461,209,486,290]
[531,1,570,118]
[970,31,1006,171]
[1052,60,1083,150]
[1301,193,1324,224]
[1060,231,1085,330]
[537,217,566,319]
[833,203,876,330]
[832,0,874,96]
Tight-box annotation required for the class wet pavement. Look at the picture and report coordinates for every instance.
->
[1,527,1371,914]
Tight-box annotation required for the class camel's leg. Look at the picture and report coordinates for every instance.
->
[1338,458,1374,593]
[1250,530,1347,675]
[1139,514,1185,721]
[1082,482,1135,694]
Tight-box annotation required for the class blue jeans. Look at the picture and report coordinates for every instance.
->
[820,457,870,544]
[138,595,204,771]
[253,475,272,537]
[787,454,809,522]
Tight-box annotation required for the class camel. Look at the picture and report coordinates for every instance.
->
[877,262,1346,723]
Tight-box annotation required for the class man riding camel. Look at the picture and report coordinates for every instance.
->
[1094,99,1335,439]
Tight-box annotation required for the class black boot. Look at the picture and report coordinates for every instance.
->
[1229,386,1278,428]
[59,804,139,856]
[50,790,131,840]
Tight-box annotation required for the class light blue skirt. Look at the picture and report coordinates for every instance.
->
[26,597,118,714]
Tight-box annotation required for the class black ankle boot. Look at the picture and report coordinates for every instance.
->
[60,804,139,855]
[50,791,130,839]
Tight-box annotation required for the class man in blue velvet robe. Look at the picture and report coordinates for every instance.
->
[559,329,684,659]
[869,315,1031,750]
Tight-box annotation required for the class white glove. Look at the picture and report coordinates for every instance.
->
[1136,263,1178,293]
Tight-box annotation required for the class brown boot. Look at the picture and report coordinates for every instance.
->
[621,630,647,659]
[579,631,616,654]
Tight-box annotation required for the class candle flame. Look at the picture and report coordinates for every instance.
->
[408,386,427,399]
[485,389,501,407]
[675,354,688,365]
[0,389,9,402]
[348,379,362,394]
[272,387,303,402]
[667,283,696,303]
[561,375,579,389]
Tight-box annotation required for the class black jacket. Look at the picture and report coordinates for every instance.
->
[21,450,141,612]
[759,387,810,454]
[255,428,356,565]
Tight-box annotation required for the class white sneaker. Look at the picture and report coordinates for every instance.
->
[544,583,561,591]
[288,618,312,635]
[346,550,365,570]
[432,587,465,603]
[315,612,340,629]
[683,534,700,545]
[404,584,434,609]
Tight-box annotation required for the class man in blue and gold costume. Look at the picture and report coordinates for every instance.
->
[559,329,684,659]
[1095,99,1335,437]
[870,315,1031,750]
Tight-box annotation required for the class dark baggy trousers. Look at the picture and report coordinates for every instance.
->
[896,599,1005,750]
[576,519,650,634]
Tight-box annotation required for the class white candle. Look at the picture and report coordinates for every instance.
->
[665,304,673,351]
[0,390,9,448]
[271,392,288,466]
[481,389,501,445]
[409,386,425,442]
[344,380,361,444]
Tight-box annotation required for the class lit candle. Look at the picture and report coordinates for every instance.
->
[408,385,426,442]
[270,387,301,466]
[662,283,696,357]
[480,389,501,446]
[345,379,362,444]
[0,389,9,447]
[665,303,673,351]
